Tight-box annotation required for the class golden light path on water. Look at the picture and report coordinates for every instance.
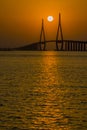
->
[28,51,70,129]
[0,51,87,129]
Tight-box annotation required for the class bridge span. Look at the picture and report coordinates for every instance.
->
[39,13,87,51]
[38,40,87,51]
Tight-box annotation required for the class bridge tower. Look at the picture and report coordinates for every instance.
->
[39,19,46,50]
[56,13,64,51]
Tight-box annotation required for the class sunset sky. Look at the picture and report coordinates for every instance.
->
[0,0,87,48]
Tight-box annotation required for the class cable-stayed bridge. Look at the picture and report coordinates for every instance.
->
[39,13,87,51]
[14,13,87,51]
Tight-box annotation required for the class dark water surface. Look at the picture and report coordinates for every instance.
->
[0,51,87,130]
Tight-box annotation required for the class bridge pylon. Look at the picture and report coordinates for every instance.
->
[56,13,64,51]
[39,19,46,51]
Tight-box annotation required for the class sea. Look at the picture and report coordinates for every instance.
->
[0,51,87,130]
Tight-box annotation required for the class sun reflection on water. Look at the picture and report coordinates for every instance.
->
[30,52,70,129]
[0,51,86,129]
[38,51,62,87]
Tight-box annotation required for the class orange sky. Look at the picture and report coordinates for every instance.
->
[0,0,87,48]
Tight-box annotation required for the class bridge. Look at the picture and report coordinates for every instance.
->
[14,13,87,51]
[39,13,87,51]
[38,40,87,51]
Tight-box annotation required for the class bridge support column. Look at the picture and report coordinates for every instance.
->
[76,42,78,51]
[71,42,72,51]
[56,13,64,51]
[73,43,75,51]
[84,43,87,51]
[78,43,80,51]
[40,19,46,51]
[81,43,83,51]
[83,43,86,51]
[67,42,69,51]
[65,42,67,51]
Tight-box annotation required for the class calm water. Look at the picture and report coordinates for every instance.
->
[0,51,87,130]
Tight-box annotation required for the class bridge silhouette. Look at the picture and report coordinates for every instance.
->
[15,13,87,51]
[38,13,87,51]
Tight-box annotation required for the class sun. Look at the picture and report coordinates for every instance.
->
[47,16,54,22]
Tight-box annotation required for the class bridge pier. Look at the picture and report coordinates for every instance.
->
[37,40,87,51]
[77,42,79,51]
[63,41,87,51]
[39,14,87,51]
[78,42,80,51]
[70,42,72,51]
[73,42,75,51]
[39,19,46,51]
[83,43,86,51]
[65,42,67,51]
[68,41,70,51]
[56,13,64,51]
[81,43,83,51]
